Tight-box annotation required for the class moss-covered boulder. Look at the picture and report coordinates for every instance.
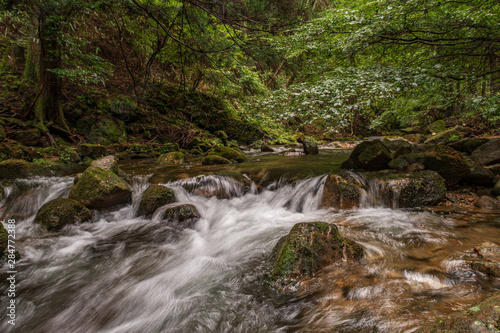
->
[88,117,127,145]
[270,222,363,288]
[418,290,500,333]
[322,172,363,210]
[0,222,7,253]
[425,120,446,134]
[157,152,185,165]
[90,155,119,174]
[78,144,107,159]
[425,127,463,144]
[206,146,247,163]
[471,138,500,166]
[303,140,319,155]
[341,140,392,171]
[448,138,489,154]
[0,159,50,179]
[382,139,412,159]
[163,204,200,229]
[68,166,132,208]
[137,185,176,217]
[461,156,495,185]
[388,145,470,186]
[34,198,94,231]
[201,155,231,165]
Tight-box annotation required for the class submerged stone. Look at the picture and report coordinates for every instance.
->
[137,185,176,217]
[34,198,94,231]
[157,152,185,165]
[69,166,132,209]
[163,204,200,229]
[270,222,363,289]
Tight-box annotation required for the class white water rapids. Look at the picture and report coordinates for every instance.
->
[1,174,499,332]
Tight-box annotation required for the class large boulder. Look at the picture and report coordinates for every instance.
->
[471,138,500,166]
[448,138,489,154]
[206,146,246,163]
[68,166,132,209]
[341,140,392,171]
[88,117,127,145]
[322,172,363,210]
[270,222,363,288]
[461,156,495,185]
[382,139,412,159]
[34,198,94,231]
[137,185,176,217]
[425,127,463,145]
[388,145,470,186]
[302,140,319,155]
[90,155,119,174]
[201,155,231,165]
[157,152,185,165]
[0,222,7,253]
[163,204,200,229]
[0,159,49,179]
[417,290,500,333]
[78,144,107,159]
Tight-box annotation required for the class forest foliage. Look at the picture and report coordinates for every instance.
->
[0,0,498,145]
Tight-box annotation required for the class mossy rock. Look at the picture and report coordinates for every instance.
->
[163,204,200,229]
[157,152,185,165]
[271,222,364,288]
[201,155,231,165]
[206,146,246,163]
[68,166,132,209]
[417,290,500,333]
[0,159,50,179]
[448,138,489,154]
[190,147,203,155]
[388,145,470,186]
[15,128,42,146]
[471,138,500,166]
[425,120,446,134]
[461,156,495,185]
[88,117,127,145]
[78,144,107,159]
[341,140,392,171]
[425,127,463,144]
[302,140,319,155]
[138,185,176,217]
[34,198,94,231]
[90,155,119,174]
[0,222,7,253]
[322,171,363,210]
[382,139,412,159]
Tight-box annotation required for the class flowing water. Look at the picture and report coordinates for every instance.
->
[1,150,500,333]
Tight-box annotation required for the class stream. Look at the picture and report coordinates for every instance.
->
[1,149,500,332]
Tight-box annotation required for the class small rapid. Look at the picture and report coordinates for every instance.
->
[1,173,499,333]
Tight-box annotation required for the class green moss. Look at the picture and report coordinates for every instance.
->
[138,185,176,217]
[206,146,246,163]
[201,155,231,165]
[34,198,94,231]
[0,159,50,179]
[68,166,132,208]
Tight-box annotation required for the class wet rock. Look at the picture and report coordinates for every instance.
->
[270,222,363,289]
[0,159,50,179]
[78,144,107,159]
[425,120,446,134]
[476,196,500,210]
[471,138,500,166]
[388,145,470,186]
[157,152,185,165]
[206,146,246,163]
[15,128,42,146]
[201,155,231,165]
[284,151,304,156]
[0,222,7,253]
[302,140,319,155]
[261,144,275,152]
[448,138,489,154]
[425,127,463,144]
[322,172,362,210]
[382,139,412,159]
[341,140,392,171]
[34,198,94,231]
[68,166,132,209]
[90,155,119,174]
[137,185,176,217]
[418,290,500,333]
[163,204,200,229]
